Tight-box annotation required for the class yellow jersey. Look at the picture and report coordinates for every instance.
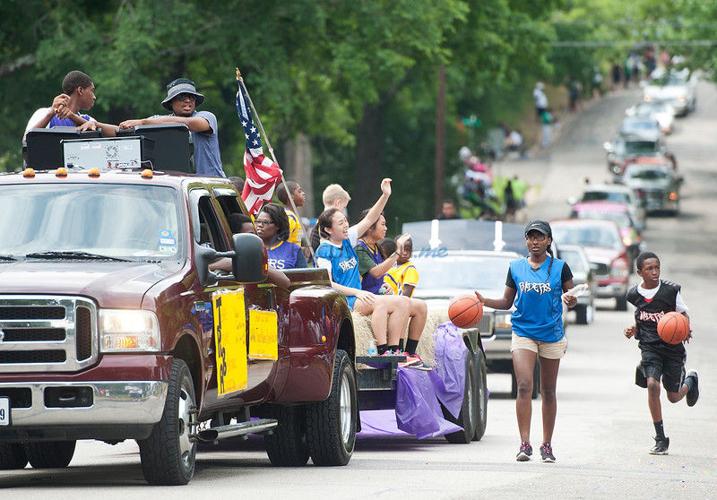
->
[285,208,303,245]
[383,262,419,297]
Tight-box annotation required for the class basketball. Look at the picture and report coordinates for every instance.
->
[449,295,484,329]
[657,312,690,344]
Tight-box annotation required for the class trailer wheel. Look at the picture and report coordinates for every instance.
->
[26,441,75,468]
[444,353,477,444]
[0,443,28,470]
[138,359,196,485]
[265,405,310,466]
[305,349,357,465]
[472,350,489,441]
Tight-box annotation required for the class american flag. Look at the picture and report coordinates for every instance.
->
[236,81,282,214]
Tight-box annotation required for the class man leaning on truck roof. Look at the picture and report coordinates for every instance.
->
[119,78,225,178]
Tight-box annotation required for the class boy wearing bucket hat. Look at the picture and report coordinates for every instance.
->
[119,78,225,177]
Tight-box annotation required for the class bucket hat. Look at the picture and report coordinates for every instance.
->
[161,78,205,110]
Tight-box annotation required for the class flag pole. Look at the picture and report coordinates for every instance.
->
[236,68,316,265]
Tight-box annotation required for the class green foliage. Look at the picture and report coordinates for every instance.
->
[6,0,700,226]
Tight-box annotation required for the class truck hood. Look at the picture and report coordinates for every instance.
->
[625,179,673,190]
[582,246,622,264]
[645,86,687,100]
[0,260,179,308]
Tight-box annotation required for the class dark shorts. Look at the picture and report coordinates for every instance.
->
[639,345,686,393]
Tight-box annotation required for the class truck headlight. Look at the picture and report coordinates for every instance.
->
[100,310,160,352]
[495,313,512,330]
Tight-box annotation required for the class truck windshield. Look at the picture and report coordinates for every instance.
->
[0,183,183,260]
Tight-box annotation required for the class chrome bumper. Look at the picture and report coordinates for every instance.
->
[0,381,167,426]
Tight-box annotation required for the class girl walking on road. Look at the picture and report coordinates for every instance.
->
[475,221,577,462]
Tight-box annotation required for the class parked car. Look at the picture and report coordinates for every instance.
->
[551,220,631,311]
[643,68,697,117]
[569,201,644,264]
[571,183,647,232]
[410,249,545,399]
[621,163,683,215]
[625,101,675,134]
[603,131,668,178]
[557,245,596,325]
[619,116,662,137]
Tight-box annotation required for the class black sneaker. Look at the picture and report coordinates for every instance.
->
[650,436,669,455]
[516,441,532,462]
[540,442,556,463]
[685,370,699,407]
[635,364,647,388]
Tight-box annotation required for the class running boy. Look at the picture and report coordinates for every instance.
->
[624,251,699,455]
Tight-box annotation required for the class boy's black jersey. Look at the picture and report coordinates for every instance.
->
[626,280,685,355]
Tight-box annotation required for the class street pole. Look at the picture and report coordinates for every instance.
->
[434,64,446,216]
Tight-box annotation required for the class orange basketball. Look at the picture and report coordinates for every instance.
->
[449,295,484,329]
[657,312,690,344]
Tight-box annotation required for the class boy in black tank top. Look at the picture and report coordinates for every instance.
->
[624,252,700,456]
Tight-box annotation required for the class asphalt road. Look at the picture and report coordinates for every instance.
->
[2,84,716,499]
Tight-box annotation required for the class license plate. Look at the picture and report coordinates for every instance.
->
[0,397,9,426]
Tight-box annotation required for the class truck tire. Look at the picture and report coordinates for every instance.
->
[444,353,477,444]
[305,349,357,466]
[615,295,628,311]
[473,350,489,441]
[265,406,310,466]
[575,302,594,325]
[0,443,28,470]
[25,441,75,468]
[511,360,540,400]
[138,359,196,485]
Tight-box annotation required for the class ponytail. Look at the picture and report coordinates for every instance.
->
[545,245,554,282]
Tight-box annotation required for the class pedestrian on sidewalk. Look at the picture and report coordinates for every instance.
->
[540,108,554,149]
[475,221,577,463]
[533,82,548,120]
[624,252,699,455]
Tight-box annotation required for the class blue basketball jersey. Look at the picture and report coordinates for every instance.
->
[508,257,570,342]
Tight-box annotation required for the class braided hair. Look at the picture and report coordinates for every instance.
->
[545,243,554,283]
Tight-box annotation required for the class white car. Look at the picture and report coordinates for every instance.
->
[626,101,675,134]
[642,69,697,117]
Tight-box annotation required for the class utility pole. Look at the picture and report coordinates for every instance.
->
[434,64,446,216]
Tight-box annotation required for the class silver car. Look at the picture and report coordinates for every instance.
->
[557,245,597,325]
[621,163,683,215]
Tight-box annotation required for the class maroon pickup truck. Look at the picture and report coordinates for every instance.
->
[0,168,357,484]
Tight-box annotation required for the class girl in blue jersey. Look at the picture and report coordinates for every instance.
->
[255,203,307,270]
[475,220,577,463]
[315,179,411,354]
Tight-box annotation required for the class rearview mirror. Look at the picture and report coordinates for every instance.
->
[603,142,613,152]
[567,196,577,206]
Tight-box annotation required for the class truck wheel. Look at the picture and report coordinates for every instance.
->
[138,359,196,485]
[615,295,628,311]
[444,353,477,444]
[575,303,593,325]
[0,443,28,470]
[25,441,75,468]
[511,360,540,400]
[265,406,310,466]
[473,350,488,442]
[305,349,357,466]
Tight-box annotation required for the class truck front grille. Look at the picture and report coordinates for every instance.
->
[0,296,98,373]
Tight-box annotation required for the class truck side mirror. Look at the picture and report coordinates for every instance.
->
[232,233,268,284]
[194,243,219,287]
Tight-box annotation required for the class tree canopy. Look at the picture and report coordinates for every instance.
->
[1,0,709,225]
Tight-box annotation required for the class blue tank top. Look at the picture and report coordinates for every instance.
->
[509,257,566,342]
[267,241,304,270]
